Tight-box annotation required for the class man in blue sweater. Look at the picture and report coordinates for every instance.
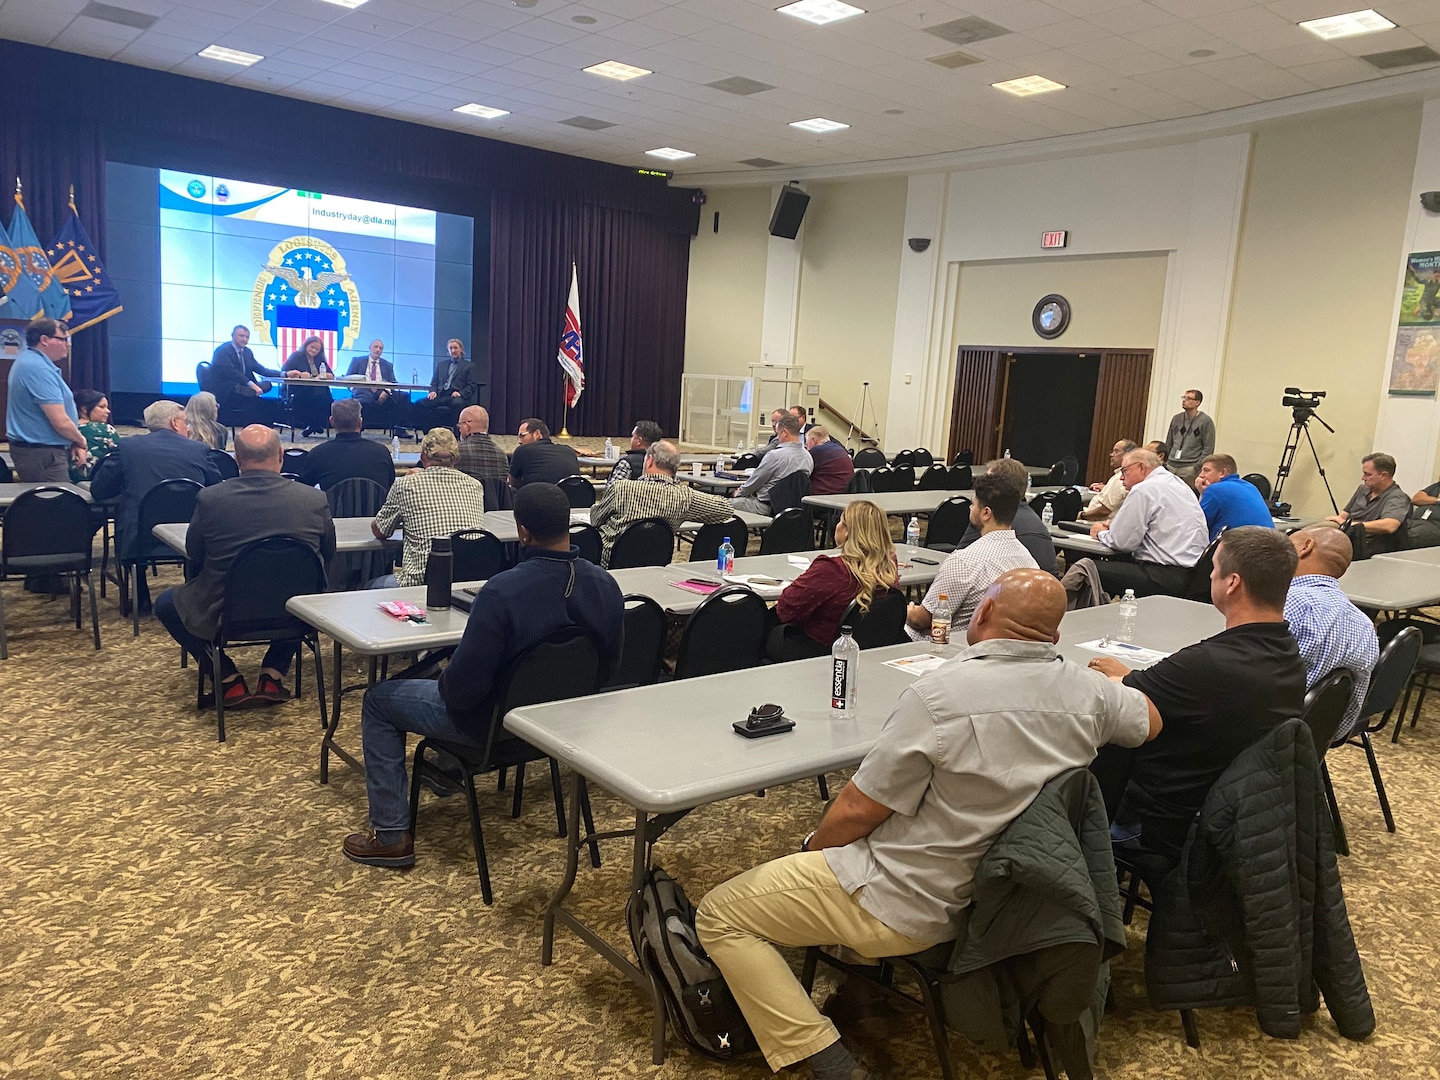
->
[1195,454,1274,541]
[343,483,625,868]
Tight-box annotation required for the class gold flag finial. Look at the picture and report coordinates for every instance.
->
[14,177,23,209]
[68,184,77,211]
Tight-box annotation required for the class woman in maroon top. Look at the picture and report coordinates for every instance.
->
[765,499,900,661]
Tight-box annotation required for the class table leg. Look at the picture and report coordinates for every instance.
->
[543,771,586,967]
[321,639,342,783]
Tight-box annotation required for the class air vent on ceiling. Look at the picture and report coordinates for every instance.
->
[707,76,777,96]
[1359,45,1440,70]
[739,157,785,168]
[927,50,982,69]
[80,1,158,30]
[923,16,1010,47]
[559,116,617,130]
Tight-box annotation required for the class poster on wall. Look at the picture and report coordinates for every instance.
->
[1388,251,1440,396]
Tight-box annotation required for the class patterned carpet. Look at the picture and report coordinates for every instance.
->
[2,513,1438,1077]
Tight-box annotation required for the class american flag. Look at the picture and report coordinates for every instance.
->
[276,305,339,366]
[557,263,584,408]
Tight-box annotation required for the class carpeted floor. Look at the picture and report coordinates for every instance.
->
[2,520,1438,1077]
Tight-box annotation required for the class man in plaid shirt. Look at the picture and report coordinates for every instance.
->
[590,440,734,567]
[456,405,509,483]
[369,427,487,587]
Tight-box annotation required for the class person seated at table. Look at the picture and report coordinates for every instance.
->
[68,389,120,482]
[281,335,335,438]
[508,417,580,488]
[731,414,811,515]
[1088,448,1207,597]
[696,569,1160,1080]
[607,419,663,486]
[754,408,786,460]
[456,405,509,484]
[1194,453,1273,541]
[590,440,733,568]
[184,390,228,452]
[412,338,475,431]
[1145,440,1169,467]
[765,499,898,661]
[154,425,335,709]
[345,339,401,433]
[805,425,854,496]
[1285,526,1379,742]
[369,427,486,588]
[343,482,625,868]
[295,399,395,494]
[205,325,280,413]
[907,472,1037,641]
[90,400,223,615]
[1326,452,1411,556]
[1080,439,1136,522]
[1088,526,1306,869]
[955,457,1058,575]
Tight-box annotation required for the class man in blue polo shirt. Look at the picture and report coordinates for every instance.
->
[1195,453,1273,541]
[5,318,88,482]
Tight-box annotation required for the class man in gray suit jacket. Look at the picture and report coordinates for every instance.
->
[154,425,336,710]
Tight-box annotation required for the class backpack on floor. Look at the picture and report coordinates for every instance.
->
[627,864,757,1060]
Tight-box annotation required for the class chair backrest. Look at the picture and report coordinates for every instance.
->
[767,469,811,513]
[605,594,668,689]
[889,464,916,490]
[325,476,393,589]
[488,628,603,756]
[1343,521,1368,561]
[481,476,512,512]
[953,449,975,467]
[947,464,973,490]
[840,590,908,649]
[195,361,212,391]
[1242,473,1272,501]
[674,585,769,679]
[451,528,509,581]
[208,448,240,480]
[1,486,93,567]
[869,466,897,491]
[733,452,762,471]
[853,447,888,469]
[925,496,972,548]
[1301,668,1356,760]
[218,536,328,645]
[326,476,388,518]
[845,470,875,494]
[891,449,916,469]
[609,518,676,569]
[0,458,12,484]
[1029,491,1056,516]
[1359,625,1421,724]
[283,447,308,464]
[1059,455,1080,486]
[759,507,815,555]
[1183,536,1222,602]
[557,474,596,509]
[1052,487,1083,523]
[1045,460,1067,486]
[917,464,949,490]
[689,518,748,565]
[911,448,934,468]
[569,523,603,565]
[136,478,204,541]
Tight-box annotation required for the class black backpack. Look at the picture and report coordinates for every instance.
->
[626,865,757,1060]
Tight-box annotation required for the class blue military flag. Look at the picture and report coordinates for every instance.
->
[0,213,44,320]
[48,192,123,332]
[8,183,71,321]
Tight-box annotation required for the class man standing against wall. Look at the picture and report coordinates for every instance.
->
[1165,389,1215,489]
[6,318,87,481]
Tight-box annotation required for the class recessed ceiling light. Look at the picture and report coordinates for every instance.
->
[646,147,695,160]
[776,0,865,26]
[454,102,509,119]
[1188,48,1216,57]
[583,60,652,81]
[198,44,263,66]
[572,14,597,23]
[789,116,849,133]
[1299,9,1395,38]
[317,0,368,8]
[991,74,1066,96]
[883,108,904,114]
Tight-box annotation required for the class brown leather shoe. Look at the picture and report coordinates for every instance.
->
[343,830,415,868]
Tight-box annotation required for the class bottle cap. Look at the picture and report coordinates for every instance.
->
[841,624,853,633]
[722,536,730,542]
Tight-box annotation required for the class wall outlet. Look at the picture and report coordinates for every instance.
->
[904,372,912,385]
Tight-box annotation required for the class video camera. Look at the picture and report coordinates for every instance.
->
[1282,388,1326,411]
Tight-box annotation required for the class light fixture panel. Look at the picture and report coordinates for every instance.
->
[199,44,264,66]
[991,74,1066,96]
[454,103,509,119]
[776,1,865,26]
[646,147,695,160]
[789,116,849,132]
[1299,9,1396,39]
[583,60,652,81]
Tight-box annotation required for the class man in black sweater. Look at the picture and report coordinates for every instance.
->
[508,416,580,489]
[294,399,395,494]
[343,483,625,868]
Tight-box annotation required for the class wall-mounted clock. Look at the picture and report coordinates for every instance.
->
[1032,294,1071,339]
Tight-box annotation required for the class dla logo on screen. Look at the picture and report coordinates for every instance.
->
[251,234,362,354]
[186,179,206,199]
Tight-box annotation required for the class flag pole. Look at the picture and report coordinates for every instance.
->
[558,394,572,439]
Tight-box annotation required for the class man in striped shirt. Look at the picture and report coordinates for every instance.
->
[369,427,487,587]
[590,440,735,567]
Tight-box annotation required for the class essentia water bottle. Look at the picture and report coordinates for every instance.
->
[1117,589,1138,643]
[718,537,735,576]
[830,625,859,718]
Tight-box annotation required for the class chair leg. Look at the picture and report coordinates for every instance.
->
[211,646,227,743]
[1361,732,1395,832]
[0,583,9,661]
[909,968,958,1080]
[1180,1009,1200,1048]
[99,522,109,599]
[460,773,494,905]
[131,565,140,638]
[294,643,304,698]
[799,946,819,993]
[1027,1012,1058,1080]
[407,740,427,833]
[816,773,830,801]
[578,776,601,869]
[1321,760,1349,856]
[70,572,81,628]
[511,762,526,818]
[497,766,507,792]
[86,570,100,651]
[548,757,568,839]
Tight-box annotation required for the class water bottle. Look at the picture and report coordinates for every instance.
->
[1003,448,1011,459]
[736,442,744,458]
[929,593,951,652]
[391,435,400,460]
[716,454,724,472]
[905,517,920,548]
[411,368,419,385]
[425,536,453,610]
[1117,589,1138,643]
[830,625,859,718]
[1041,502,1053,527]
[604,437,614,459]
[718,537,735,576]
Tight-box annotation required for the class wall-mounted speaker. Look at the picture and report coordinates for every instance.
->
[768,184,811,239]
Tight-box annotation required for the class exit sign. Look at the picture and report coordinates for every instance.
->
[1041,230,1068,249]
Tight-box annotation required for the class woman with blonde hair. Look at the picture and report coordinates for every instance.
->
[765,499,901,661]
[185,390,227,451]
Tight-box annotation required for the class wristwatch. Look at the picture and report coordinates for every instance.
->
[801,831,816,852]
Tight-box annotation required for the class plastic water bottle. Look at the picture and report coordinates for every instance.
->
[718,537,735,576]
[411,368,419,385]
[1041,502,1054,527]
[604,437,614,459]
[930,593,951,652]
[391,435,400,460]
[736,442,744,458]
[905,517,920,548]
[1117,589,1138,643]
[716,454,725,472]
[830,625,859,718]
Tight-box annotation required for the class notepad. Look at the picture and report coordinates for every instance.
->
[884,654,949,676]
[670,578,723,595]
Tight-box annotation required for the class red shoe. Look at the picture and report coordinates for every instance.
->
[252,674,292,705]
[200,676,251,711]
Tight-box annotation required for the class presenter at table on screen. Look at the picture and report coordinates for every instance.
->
[345,340,396,406]
[413,338,475,429]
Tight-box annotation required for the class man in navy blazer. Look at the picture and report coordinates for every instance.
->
[412,337,475,431]
[205,325,281,406]
[90,399,223,613]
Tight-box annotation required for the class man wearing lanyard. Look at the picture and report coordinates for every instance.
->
[1164,389,1215,491]
[6,318,87,482]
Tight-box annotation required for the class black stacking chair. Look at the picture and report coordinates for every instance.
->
[125,478,204,637]
[853,447,887,469]
[912,448,934,468]
[1243,473,1272,501]
[918,465,950,491]
[326,477,392,590]
[1340,627,1419,835]
[481,476,512,512]
[283,447,309,469]
[733,452,762,471]
[1044,460,1067,486]
[947,464,973,490]
[1301,669,1356,856]
[208,448,239,480]
[88,454,122,598]
[891,464,916,490]
[1051,487,1083,522]
[891,449,916,469]
[605,594,667,690]
[569,523,602,565]
[1058,455,1080,485]
[841,591,908,649]
[1029,491,1057,518]
[1343,521,1368,562]
[674,586,768,680]
[0,486,100,659]
[450,528,508,582]
[609,519,675,569]
[766,470,811,513]
[759,507,815,555]
[925,496,972,553]
[688,518,748,565]
[869,466,898,492]
[557,474,596,509]
[846,470,875,494]
[1183,537,1222,603]
[0,458,12,483]
[952,449,975,467]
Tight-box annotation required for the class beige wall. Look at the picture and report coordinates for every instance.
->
[1216,103,1421,517]
[684,185,770,378]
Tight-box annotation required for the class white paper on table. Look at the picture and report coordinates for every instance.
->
[787,555,811,568]
[723,573,789,599]
[1076,639,1171,666]
[883,653,949,676]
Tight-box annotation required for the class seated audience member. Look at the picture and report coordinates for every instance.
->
[956,458,1058,575]
[1285,527,1379,742]
[90,400,222,614]
[369,427,486,588]
[508,417,580,489]
[789,404,813,437]
[1408,477,1440,548]
[343,483,625,868]
[766,499,899,661]
[608,420,663,486]
[732,414,812,515]
[1327,452,1410,555]
[1088,448,1207,597]
[754,408,787,459]
[1089,526,1306,868]
[154,425,335,708]
[1195,453,1274,540]
[1145,440,1169,467]
[908,472,1037,641]
[590,440,733,567]
[1081,439,1136,522]
[805,425,855,496]
[456,405,509,484]
[184,391,227,452]
[697,569,1160,1080]
[295,399,395,493]
[69,389,120,482]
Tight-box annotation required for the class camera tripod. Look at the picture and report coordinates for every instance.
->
[1271,407,1339,517]
[845,381,880,449]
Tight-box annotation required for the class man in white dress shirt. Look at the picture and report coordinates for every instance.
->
[1089,448,1208,597]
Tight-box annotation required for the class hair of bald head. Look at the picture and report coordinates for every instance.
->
[1294,525,1353,577]
[330,398,362,432]
[235,424,280,468]
[806,424,829,445]
[1125,448,1160,470]
[646,440,680,475]
[459,404,488,431]
[980,569,1066,642]
[143,399,184,431]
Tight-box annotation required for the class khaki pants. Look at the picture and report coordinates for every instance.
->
[696,852,929,1071]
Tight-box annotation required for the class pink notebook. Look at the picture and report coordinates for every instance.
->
[669,578,723,596]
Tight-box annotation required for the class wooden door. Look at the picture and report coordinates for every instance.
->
[1087,350,1154,482]
[947,348,1004,465]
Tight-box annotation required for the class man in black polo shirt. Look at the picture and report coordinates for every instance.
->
[1326,452,1410,555]
[294,399,395,493]
[508,417,579,488]
[1088,526,1306,867]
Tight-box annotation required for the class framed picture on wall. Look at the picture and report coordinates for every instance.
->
[1389,326,1440,396]
[1399,251,1440,327]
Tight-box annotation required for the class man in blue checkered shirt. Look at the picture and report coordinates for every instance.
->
[1284,527,1379,741]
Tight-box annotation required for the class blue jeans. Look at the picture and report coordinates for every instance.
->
[361,678,486,841]
[154,588,297,679]
[368,574,399,590]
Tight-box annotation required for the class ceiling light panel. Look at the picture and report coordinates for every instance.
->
[992,74,1067,96]
[776,1,865,26]
[1298,10,1396,40]
[646,147,695,160]
[317,0,370,8]
[583,60,652,80]
[789,117,849,132]
[454,103,509,119]
[198,44,264,66]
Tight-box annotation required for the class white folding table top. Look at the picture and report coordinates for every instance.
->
[1337,558,1440,609]
[153,517,399,556]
